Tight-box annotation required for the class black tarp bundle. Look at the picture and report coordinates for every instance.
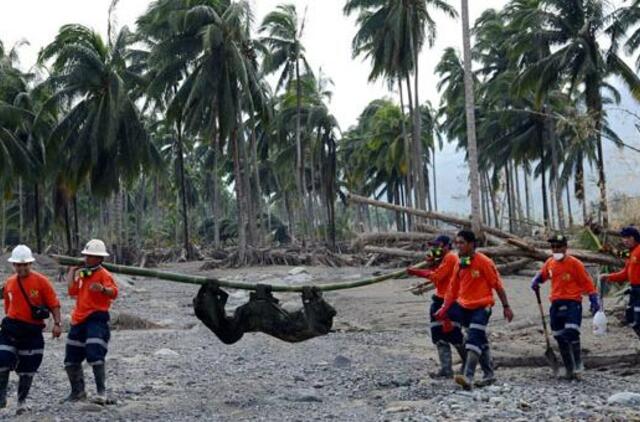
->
[193,282,337,344]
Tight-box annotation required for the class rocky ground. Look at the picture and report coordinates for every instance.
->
[0,256,639,421]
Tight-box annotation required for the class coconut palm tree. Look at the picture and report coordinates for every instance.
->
[344,0,456,213]
[39,24,158,198]
[38,24,159,258]
[517,0,640,228]
[459,0,483,233]
[138,0,266,262]
[260,4,312,239]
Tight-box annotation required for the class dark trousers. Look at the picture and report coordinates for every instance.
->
[550,300,582,344]
[64,312,111,367]
[429,296,464,345]
[447,303,491,355]
[627,286,640,338]
[0,318,45,376]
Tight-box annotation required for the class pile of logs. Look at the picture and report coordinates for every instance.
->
[201,245,364,270]
[346,193,624,274]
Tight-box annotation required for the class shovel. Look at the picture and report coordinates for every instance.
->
[534,288,560,374]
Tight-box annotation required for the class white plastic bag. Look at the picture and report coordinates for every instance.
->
[592,310,607,336]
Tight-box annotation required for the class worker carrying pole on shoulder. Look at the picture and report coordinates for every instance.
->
[63,239,118,405]
[434,230,514,390]
[407,235,465,379]
[531,235,599,380]
[0,245,62,415]
[600,226,640,341]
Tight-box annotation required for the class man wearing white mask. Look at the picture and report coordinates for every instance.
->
[531,235,599,380]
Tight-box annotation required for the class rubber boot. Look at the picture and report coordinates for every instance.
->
[0,370,9,409]
[475,346,496,387]
[571,341,583,379]
[16,375,33,415]
[92,364,107,405]
[453,343,466,375]
[558,341,575,380]
[454,349,479,391]
[429,342,453,379]
[63,365,87,402]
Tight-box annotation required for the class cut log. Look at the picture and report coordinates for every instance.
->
[364,245,535,260]
[495,352,640,369]
[353,232,437,248]
[506,238,623,267]
[497,258,533,275]
[347,193,517,239]
[364,246,424,259]
[364,246,531,274]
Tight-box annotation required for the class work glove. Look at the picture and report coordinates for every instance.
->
[441,318,454,333]
[589,293,600,315]
[530,273,543,291]
[407,268,433,278]
[434,300,453,321]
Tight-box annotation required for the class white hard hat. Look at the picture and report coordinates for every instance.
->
[81,239,110,257]
[8,244,36,264]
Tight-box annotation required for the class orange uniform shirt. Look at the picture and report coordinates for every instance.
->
[540,255,596,302]
[2,271,60,326]
[428,252,458,298]
[445,252,504,310]
[608,245,640,286]
[69,267,118,325]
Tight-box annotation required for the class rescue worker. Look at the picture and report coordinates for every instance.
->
[531,235,599,380]
[434,230,514,390]
[407,236,465,379]
[600,226,640,341]
[64,239,118,405]
[0,245,62,414]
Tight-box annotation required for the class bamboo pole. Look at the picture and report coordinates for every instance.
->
[51,255,427,293]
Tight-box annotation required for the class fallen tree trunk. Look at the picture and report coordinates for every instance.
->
[365,246,532,274]
[364,246,423,259]
[497,258,533,274]
[506,238,622,267]
[347,193,516,240]
[364,245,537,260]
[495,352,640,369]
[353,232,437,248]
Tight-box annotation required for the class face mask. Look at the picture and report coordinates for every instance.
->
[552,253,565,261]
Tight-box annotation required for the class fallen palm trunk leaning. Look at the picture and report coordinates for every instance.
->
[348,192,623,268]
[51,254,426,345]
[346,193,517,240]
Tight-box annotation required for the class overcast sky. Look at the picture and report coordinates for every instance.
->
[2,0,639,215]
[0,0,509,130]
